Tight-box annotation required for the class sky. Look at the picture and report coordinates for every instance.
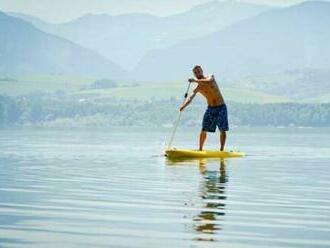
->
[0,0,326,23]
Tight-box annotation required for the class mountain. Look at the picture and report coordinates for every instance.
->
[165,0,271,39]
[227,68,330,100]
[134,1,330,82]
[0,11,125,78]
[8,1,271,69]
[7,12,49,27]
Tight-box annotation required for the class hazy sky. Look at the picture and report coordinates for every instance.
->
[0,0,325,23]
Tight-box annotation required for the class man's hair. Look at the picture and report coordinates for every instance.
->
[193,65,202,71]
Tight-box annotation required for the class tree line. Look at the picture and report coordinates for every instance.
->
[0,93,330,127]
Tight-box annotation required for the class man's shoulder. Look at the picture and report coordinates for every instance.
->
[207,74,216,82]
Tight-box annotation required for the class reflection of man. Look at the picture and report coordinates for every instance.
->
[180,66,229,151]
[194,160,228,236]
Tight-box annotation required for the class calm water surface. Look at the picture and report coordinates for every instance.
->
[0,127,330,248]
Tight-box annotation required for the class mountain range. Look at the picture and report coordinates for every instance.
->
[134,1,330,82]
[1,0,330,100]
[0,11,125,78]
[8,1,271,69]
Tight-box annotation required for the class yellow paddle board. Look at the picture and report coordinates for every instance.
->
[165,149,245,159]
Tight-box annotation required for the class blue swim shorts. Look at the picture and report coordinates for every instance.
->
[202,104,229,132]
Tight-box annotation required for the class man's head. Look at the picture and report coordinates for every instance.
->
[193,65,204,79]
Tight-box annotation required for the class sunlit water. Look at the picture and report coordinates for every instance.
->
[0,127,330,248]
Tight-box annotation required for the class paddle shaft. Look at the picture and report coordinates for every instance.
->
[167,82,191,149]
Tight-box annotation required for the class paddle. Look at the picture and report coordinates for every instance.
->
[166,81,192,150]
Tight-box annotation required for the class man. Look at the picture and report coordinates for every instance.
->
[180,65,228,151]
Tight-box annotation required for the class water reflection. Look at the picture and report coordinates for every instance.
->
[193,159,228,242]
[166,157,228,242]
[195,159,227,235]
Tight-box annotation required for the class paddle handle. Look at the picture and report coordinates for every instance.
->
[167,111,182,150]
[167,82,191,150]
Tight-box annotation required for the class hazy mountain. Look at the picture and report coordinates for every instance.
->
[164,0,271,40]
[134,1,330,82]
[227,68,330,100]
[7,12,50,27]
[9,1,271,69]
[0,11,125,78]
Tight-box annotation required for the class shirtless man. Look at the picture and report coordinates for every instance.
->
[179,65,228,151]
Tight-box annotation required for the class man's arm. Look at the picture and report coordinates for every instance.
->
[189,75,215,85]
[179,86,199,112]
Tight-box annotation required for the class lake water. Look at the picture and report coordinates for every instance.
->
[0,127,330,248]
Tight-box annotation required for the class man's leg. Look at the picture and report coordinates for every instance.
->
[220,130,226,151]
[199,130,207,151]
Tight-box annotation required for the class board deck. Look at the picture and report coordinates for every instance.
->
[165,149,245,159]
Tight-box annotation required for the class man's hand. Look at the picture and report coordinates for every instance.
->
[179,105,185,112]
[188,78,196,83]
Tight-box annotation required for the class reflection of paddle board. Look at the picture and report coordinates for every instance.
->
[165,149,245,159]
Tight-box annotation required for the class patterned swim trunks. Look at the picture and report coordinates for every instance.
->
[202,104,229,132]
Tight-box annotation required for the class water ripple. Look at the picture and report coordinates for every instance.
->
[0,128,330,247]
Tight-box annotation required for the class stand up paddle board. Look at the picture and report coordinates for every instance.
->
[165,149,245,159]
